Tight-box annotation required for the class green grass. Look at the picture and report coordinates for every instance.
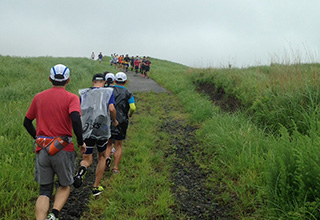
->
[2,55,320,219]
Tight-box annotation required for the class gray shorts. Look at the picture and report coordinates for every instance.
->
[35,149,77,186]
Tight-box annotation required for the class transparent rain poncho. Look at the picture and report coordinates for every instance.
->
[79,87,113,140]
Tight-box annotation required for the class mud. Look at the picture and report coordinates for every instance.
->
[52,152,98,220]
[160,114,234,219]
[195,82,243,112]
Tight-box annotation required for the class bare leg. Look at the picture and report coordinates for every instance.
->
[105,138,113,158]
[113,140,122,170]
[52,186,71,211]
[93,151,107,187]
[36,195,50,220]
[80,154,93,168]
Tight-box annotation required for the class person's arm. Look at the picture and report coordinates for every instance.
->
[108,93,118,126]
[128,95,136,117]
[23,117,37,139]
[70,111,86,153]
[109,104,118,126]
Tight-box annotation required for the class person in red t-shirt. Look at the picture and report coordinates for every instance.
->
[134,57,140,74]
[24,64,86,220]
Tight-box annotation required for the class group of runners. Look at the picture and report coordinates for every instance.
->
[90,52,152,79]
[110,53,152,79]
[24,64,135,220]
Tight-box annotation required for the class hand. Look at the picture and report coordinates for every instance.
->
[79,143,86,154]
[113,120,119,127]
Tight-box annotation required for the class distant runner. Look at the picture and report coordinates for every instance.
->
[144,57,151,79]
[130,56,134,71]
[124,54,130,72]
[140,56,146,76]
[134,56,140,74]
[98,52,103,63]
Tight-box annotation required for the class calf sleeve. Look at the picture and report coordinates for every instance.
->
[40,183,54,198]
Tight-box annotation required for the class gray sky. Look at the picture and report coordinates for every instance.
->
[0,0,319,68]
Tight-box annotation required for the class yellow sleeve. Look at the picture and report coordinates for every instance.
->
[129,103,136,115]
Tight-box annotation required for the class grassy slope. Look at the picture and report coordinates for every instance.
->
[2,55,320,219]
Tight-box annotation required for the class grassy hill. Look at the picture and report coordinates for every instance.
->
[1,55,320,219]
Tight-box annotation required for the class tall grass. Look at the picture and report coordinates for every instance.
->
[151,59,320,218]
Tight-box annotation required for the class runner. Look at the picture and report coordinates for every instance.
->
[130,56,134,71]
[140,56,146,77]
[104,72,116,170]
[110,54,114,66]
[74,73,118,196]
[104,72,115,87]
[118,55,123,70]
[134,56,140,74]
[23,64,86,220]
[91,52,95,60]
[144,57,152,79]
[106,72,136,174]
[112,54,118,68]
[98,52,103,63]
[124,54,131,72]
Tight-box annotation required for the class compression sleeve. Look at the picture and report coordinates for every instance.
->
[70,111,84,146]
[128,95,136,115]
[129,103,136,115]
[23,117,37,139]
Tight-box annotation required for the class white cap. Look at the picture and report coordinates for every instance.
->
[50,64,70,82]
[105,73,115,82]
[115,72,127,82]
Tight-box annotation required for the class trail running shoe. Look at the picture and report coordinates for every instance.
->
[73,166,87,188]
[112,168,120,174]
[106,157,111,170]
[46,213,59,220]
[92,186,104,196]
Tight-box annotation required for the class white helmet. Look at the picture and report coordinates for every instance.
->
[115,72,127,82]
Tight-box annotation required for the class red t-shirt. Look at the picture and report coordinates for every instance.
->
[26,87,81,153]
[134,59,140,66]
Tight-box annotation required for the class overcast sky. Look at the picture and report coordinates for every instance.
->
[0,0,319,68]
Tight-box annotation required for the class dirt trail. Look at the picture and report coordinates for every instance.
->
[57,70,168,220]
[125,70,167,93]
[58,70,232,219]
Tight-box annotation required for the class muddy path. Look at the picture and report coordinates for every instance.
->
[159,102,234,219]
[53,151,98,219]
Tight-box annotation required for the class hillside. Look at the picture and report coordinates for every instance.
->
[1,55,320,219]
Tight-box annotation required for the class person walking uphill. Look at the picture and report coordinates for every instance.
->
[23,64,86,220]
[105,72,136,174]
[73,73,118,196]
